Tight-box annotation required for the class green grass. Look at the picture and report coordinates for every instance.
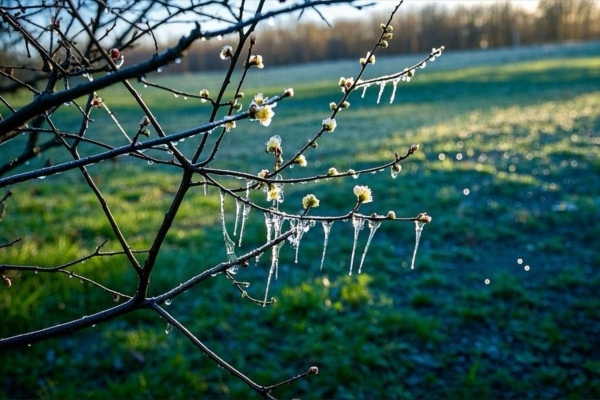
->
[1,42,600,399]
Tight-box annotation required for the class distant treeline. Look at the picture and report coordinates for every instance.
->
[132,0,600,73]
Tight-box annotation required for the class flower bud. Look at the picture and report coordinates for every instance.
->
[109,48,120,60]
[308,366,319,375]
[140,128,151,137]
[140,116,151,127]
[416,213,432,223]
[409,144,419,153]
[327,167,339,176]
[329,102,337,110]
[284,88,294,97]
[309,141,318,148]
[378,40,389,48]
[302,194,320,209]
[341,101,350,109]
[387,211,396,219]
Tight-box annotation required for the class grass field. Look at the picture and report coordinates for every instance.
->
[1,41,600,399]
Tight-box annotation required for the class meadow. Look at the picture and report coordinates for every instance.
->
[1,41,600,399]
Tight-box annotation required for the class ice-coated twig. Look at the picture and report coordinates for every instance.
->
[358,220,381,274]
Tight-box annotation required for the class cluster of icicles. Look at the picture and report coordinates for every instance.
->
[356,47,444,105]
[219,188,426,306]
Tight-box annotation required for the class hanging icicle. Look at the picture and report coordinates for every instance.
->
[233,199,242,236]
[358,220,382,274]
[349,216,365,275]
[293,219,309,264]
[220,191,239,274]
[320,221,334,271]
[376,82,385,104]
[411,220,426,269]
[264,213,282,306]
[390,79,399,104]
[238,180,253,246]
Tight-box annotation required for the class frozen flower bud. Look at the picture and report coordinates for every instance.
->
[383,32,393,40]
[387,211,396,219]
[91,96,103,108]
[199,89,210,103]
[391,163,402,179]
[294,154,307,167]
[329,102,337,110]
[236,92,245,99]
[407,69,415,78]
[140,128,151,137]
[385,25,393,33]
[409,144,419,154]
[341,101,350,109]
[354,185,373,204]
[302,194,320,209]
[276,154,284,165]
[347,168,356,176]
[309,141,318,148]
[359,52,375,66]
[265,136,282,153]
[220,45,233,60]
[339,77,354,93]
[378,40,389,48]
[109,48,120,60]
[140,116,151,127]
[327,167,339,176]
[225,121,236,131]
[380,23,386,30]
[416,213,432,223]
[258,169,269,179]
[247,54,264,68]
[253,93,266,106]
[233,102,243,111]
[3,275,11,288]
[267,185,282,202]
[251,103,275,126]
[308,366,319,375]
[284,88,294,97]
[322,118,336,132]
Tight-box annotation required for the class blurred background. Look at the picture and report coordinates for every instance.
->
[1,1,599,398]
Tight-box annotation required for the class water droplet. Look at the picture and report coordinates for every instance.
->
[524,265,530,271]
[157,67,163,73]
[175,58,181,64]
[147,160,154,165]
[517,258,523,264]
[420,62,427,69]
[81,260,86,264]
[64,101,72,107]
[38,176,46,180]
[165,323,173,335]
[268,16,275,26]
[173,93,179,98]
[484,278,490,285]
[183,96,188,100]
[165,298,172,305]
[144,84,148,88]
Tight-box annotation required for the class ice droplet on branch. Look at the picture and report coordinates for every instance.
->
[358,220,381,274]
[349,216,365,275]
[165,323,173,335]
[320,221,334,271]
[411,221,426,269]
